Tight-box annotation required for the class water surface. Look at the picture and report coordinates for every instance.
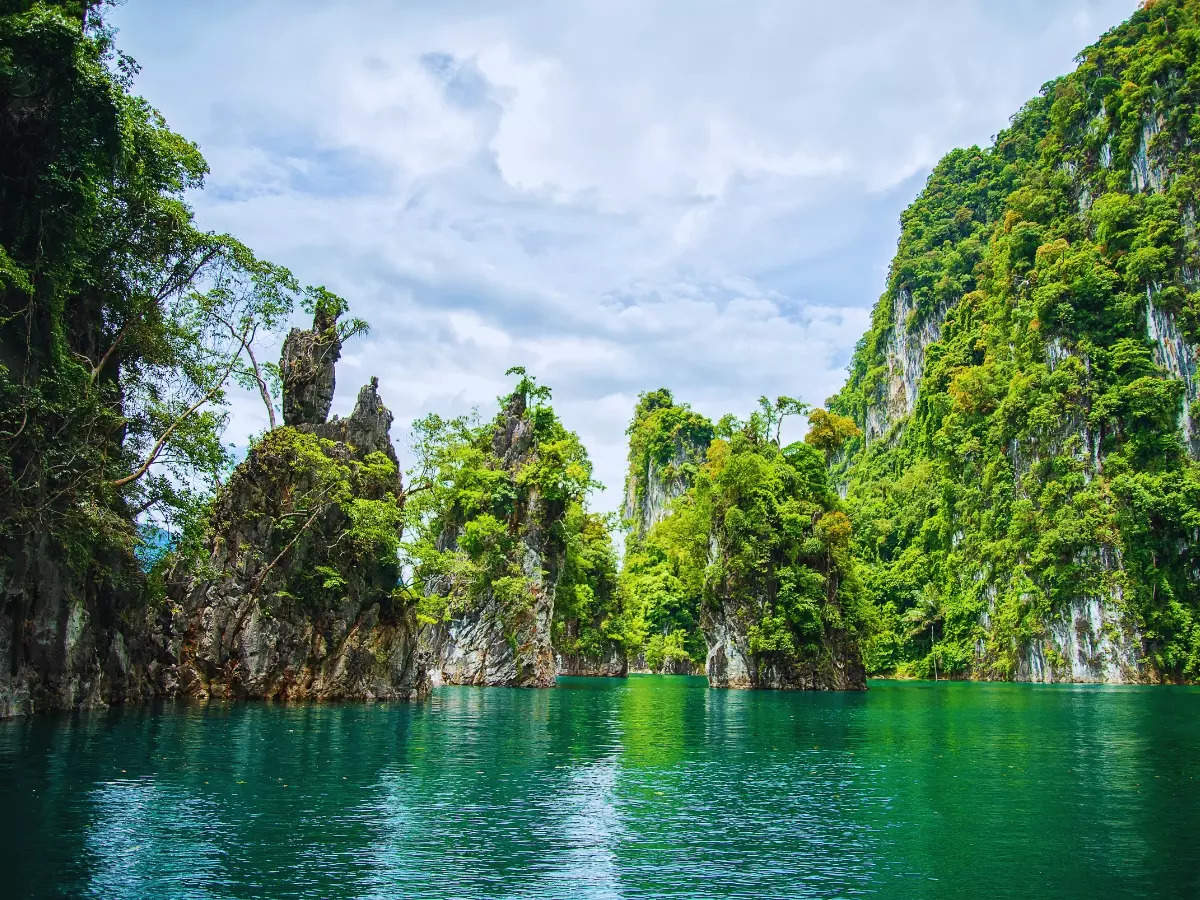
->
[1,677,1197,898]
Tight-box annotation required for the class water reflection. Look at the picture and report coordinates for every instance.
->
[0,681,1198,898]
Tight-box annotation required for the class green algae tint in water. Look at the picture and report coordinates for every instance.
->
[1,677,1199,899]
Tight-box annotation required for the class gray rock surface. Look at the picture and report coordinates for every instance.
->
[703,596,866,692]
[280,308,341,427]
[0,536,164,717]
[863,288,950,445]
[556,647,628,677]
[167,392,428,702]
[424,393,563,688]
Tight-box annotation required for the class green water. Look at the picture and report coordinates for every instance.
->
[1,677,1198,898]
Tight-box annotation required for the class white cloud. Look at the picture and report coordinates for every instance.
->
[111,0,1136,509]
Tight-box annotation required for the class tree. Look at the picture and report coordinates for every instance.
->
[804,408,861,460]
[755,395,811,446]
[0,2,353,583]
[904,587,943,680]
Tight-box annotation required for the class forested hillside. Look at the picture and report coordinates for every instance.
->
[619,393,867,689]
[0,1,340,714]
[829,0,1200,681]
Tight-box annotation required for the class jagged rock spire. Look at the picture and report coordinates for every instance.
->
[280,307,341,426]
[342,377,399,465]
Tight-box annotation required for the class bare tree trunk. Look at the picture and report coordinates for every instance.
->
[112,333,246,488]
[243,339,277,430]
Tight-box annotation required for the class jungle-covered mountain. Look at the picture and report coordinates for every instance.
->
[828,0,1200,682]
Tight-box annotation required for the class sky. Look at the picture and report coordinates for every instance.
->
[109,0,1136,511]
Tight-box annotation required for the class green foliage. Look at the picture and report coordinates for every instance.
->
[619,389,715,667]
[830,0,1200,680]
[620,396,865,675]
[624,388,715,535]
[696,429,862,667]
[552,505,624,661]
[620,490,710,668]
[805,408,861,460]
[403,370,598,645]
[215,427,404,611]
[0,3,354,609]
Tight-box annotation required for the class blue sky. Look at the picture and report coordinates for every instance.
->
[110,0,1136,510]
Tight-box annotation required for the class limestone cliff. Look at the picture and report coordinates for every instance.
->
[830,0,1200,684]
[618,389,714,674]
[556,647,627,677]
[862,289,951,445]
[165,313,428,702]
[705,598,866,691]
[422,391,569,688]
[622,390,713,545]
[0,543,163,718]
[699,438,867,693]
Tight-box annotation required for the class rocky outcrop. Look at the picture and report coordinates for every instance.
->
[164,312,428,703]
[556,648,627,677]
[425,392,563,688]
[703,595,866,692]
[306,376,400,465]
[621,389,713,545]
[863,289,950,444]
[626,653,703,676]
[280,307,341,427]
[1146,290,1199,459]
[0,540,165,718]
[166,422,427,701]
[1014,596,1146,684]
[623,441,710,542]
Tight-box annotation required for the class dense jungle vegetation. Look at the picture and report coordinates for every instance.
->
[828,0,1200,680]
[0,1,347,630]
[4,0,1199,704]
[402,368,614,655]
[618,390,863,676]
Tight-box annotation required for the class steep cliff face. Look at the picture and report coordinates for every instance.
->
[623,445,701,543]
[557,646,627,677]
[166,314,428,702]
[699,439,867,692]
[831,0,1200,683]
[426,455,561,688]
[0,6,168,718]
[0,547,163,718]
[416,383,592,688]
[617,389,714,673]
[622,390,713,544]
[862,290,952,444]
[1146,290,1200,458]
[705,598,865,690]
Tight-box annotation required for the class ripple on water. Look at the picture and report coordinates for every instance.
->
[1,677,1198,898]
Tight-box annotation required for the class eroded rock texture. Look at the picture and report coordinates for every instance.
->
[164,315,427,702]
[166,419,427,701]
[280,307,341,427]
[425,393,564,688]
[0,540,165,717]
[704,599,866,691]
[556,647,628,678]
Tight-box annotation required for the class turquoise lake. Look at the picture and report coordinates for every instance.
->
[1,676,1198,898]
